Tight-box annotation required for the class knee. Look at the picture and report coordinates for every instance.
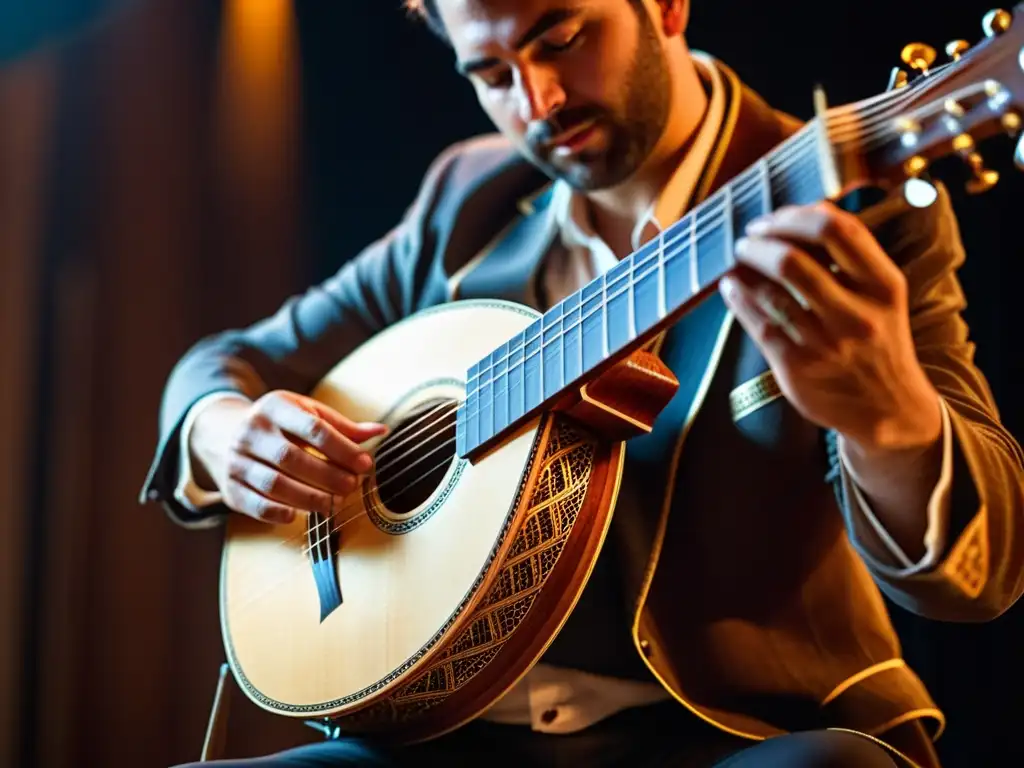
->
[725,730,899,768]
[781,730,899,768]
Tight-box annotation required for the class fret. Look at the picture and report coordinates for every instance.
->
[632,240,662,335]
[562,292,583,384]
[733,165,772,245]
[657,231,666,319]
[507,336,525,423]
[465,385,480,450]
[581,278,605,371]
[758,159,772,221]
[605,258,633,352]
[600,273,610,358]
[770,138,824,207]
[479,361,493,440]
[542,304,564,398]
[492,341,510,432]
[688,212,699,296]
[664,218,691,311]
[696,198,729,288]
[722,183,734,272]
[523,319,543,412]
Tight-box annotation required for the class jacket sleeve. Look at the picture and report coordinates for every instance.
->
[139,144,463,527]
[828,183,1024,622]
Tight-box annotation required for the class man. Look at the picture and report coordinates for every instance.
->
[143,1,1024,766]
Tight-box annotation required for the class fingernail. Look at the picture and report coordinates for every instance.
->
[746,218,771,235]
[359,422,388,433]
[267,509,296,525]
[734,237,749,255]
[356,453,373,472]
[719,275,736,301]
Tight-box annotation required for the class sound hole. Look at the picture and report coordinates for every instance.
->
[375,398,458,515]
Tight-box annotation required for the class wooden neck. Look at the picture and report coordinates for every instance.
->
[457,121,827,460]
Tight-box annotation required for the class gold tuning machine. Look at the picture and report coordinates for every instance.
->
[1003,111,1023,136]
[945,40,970,61]
[982,8,1012,37]
[887,67,909,91]
[900,43,937,75]
[949,133,1000,193]
[964,151,1000,194]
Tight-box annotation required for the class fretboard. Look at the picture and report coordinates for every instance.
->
[456,123,827,459]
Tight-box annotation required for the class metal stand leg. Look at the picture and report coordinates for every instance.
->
[303,718,343,740]
[200,663,233,762]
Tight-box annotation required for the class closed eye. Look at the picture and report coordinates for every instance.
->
[539,30,584,55]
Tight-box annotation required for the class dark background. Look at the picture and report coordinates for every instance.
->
[1,1,1021,766]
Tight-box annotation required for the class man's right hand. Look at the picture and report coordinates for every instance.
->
[189,391,388,524]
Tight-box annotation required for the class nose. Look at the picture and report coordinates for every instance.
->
[514,64,565,125]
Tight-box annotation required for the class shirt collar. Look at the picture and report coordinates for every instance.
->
[550,52,728,259]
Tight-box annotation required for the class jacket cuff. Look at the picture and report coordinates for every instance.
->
[838,398,954,577]
[173,391,252,515]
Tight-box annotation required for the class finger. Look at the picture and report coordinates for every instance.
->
[223,482,300,525]
[226,453,340,516]
[239,429,360,496]
[263,397,380,475]
[745,203,901,295]
[309,401,389,443]
[720,271,827,355]
[734,236,872,339]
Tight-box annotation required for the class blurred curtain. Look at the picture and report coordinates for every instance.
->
[0,47,57,768]
[0,1,314,765]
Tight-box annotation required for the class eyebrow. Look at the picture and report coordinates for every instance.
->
[455,8,579,76]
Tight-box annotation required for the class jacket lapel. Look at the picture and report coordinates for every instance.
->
[447,184,558,310]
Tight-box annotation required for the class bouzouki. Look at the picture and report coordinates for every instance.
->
[218,7,1024,744]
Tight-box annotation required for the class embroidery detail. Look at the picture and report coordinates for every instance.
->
[941,510,988,598]
[729,371,783,422]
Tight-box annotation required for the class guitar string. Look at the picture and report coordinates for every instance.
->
[244,97,920,585]
[246,105,921,583]
[234,127,825,575]
[297,140,824,554]
[237,140,843,601]
[235,150,820,597]
[463,64,994,393]
[238,61,987,595]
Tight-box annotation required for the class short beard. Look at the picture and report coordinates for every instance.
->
[546,5,672,191]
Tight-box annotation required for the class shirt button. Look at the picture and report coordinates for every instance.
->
[540,708,558,724]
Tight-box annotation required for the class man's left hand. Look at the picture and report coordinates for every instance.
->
[719,201,942,455]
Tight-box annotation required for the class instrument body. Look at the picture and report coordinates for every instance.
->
[220,300,627,742]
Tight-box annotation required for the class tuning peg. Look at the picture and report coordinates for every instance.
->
[1003,111,1022,136]
[901,43,937,75]
[982,9,1012,37]
[945,40,970,61]
[964,151,1000,193]
[887,67,909,91]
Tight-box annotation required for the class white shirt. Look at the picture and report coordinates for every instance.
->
[173,54,954,735]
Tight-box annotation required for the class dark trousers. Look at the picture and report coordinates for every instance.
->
[175,702,905,768]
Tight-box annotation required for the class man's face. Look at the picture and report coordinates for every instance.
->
[435,0,673,191]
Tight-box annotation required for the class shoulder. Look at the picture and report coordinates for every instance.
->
[423,133,548,220]
[412,133,550,271]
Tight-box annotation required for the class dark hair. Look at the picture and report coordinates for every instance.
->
[405,0,448,41]
[406,0,649,43]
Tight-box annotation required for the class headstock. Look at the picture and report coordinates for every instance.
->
[827,5,1024,197]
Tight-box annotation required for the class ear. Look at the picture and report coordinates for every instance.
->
[655,0,689,36]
